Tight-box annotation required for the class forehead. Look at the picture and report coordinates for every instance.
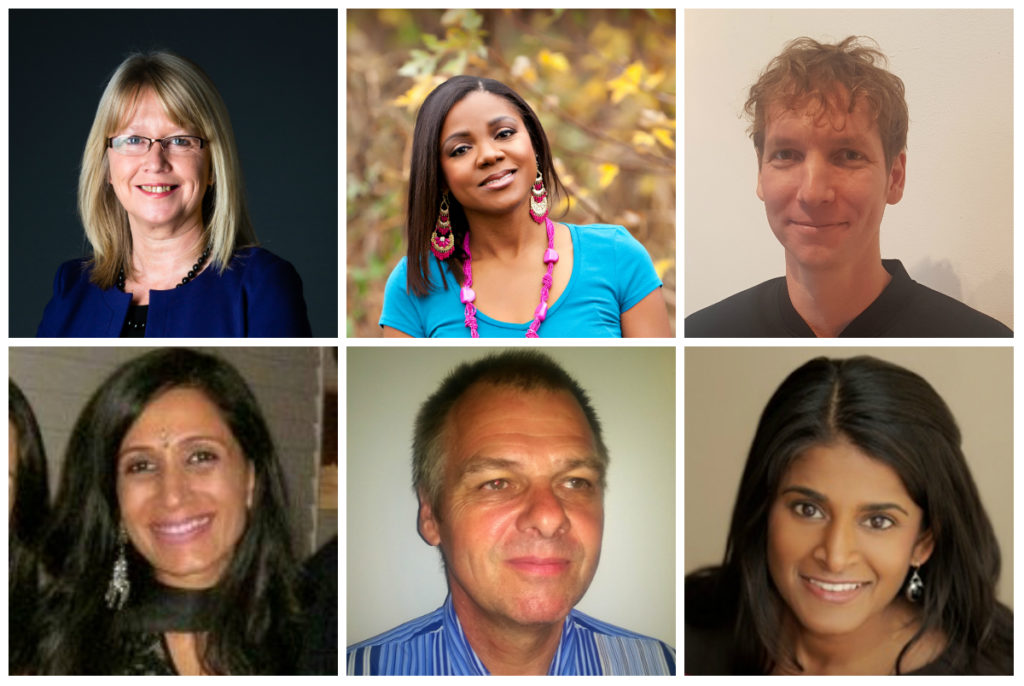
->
[123,387,231,441]
[113,86,188,132]
[443,383,596,473]
[441,91,524,137]
[780,440,915,506]
[764,92,882,146]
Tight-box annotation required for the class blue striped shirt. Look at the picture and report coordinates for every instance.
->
[347,595,675,675]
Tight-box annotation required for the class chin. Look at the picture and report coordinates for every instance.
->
[509,595,575,626]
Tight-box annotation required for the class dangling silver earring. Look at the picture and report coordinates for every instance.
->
[105,525,131,610]
[905,565,924,602]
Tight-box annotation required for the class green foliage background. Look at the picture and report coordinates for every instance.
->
[347,9,676,337]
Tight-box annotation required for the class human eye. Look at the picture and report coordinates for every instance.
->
[563,476,594,490]
[480,478,510,491]
[864,514,895,530]
[838,149,866,163]
[790,501,824,519]
[186,449,219,466]
[449,144,470,158]
[122,456,156,475]
[168,136,193,147]
[495,127,516,140]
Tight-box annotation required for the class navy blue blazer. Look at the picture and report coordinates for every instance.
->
[37,247,312,337]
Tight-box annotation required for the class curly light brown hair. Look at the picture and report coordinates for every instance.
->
[745,36,908,170]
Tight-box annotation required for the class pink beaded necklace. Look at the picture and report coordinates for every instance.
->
[459,216,559,338]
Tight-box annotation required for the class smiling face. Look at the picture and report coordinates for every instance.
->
[116,387,254,589]
[418,383,604,631]
[767,438,933,639]
[438,90,538,222]
[756,92,906,273]
[107,87,211,235]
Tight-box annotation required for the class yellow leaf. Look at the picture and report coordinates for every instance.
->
[631,131,656,148]
[393,76,440,112]
[653,127,675,150]
[606,61,645,104]
[643,69,666,90]
[511,55,537,85]
[653,258,674,279]
[597,163,619,189]
[538,49,569,73]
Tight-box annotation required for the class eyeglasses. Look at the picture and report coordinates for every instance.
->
[107,135,206,156]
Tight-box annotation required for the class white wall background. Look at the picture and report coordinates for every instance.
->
[684,9,1012,329]
[685,346,1013,608]
[347,346,675,647]
[9,346,327,558]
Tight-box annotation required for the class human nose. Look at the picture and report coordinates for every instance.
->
[796,154,835,206]
[157,465,190,508]
[814,519,857,572]
[516,484,570,538]
[476,138,504,166]
[141,139,172,170]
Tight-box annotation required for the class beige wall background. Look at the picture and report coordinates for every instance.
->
[684,9,1013,329]
[684,346,1012,608]
[347,346,675,646]
[9,347,333,557]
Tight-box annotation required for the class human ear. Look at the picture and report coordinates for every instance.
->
[417,490,442,547]
[911,528,934,566]
[886,151,907,205]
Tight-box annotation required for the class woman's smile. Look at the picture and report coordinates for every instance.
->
[479,169,517,189]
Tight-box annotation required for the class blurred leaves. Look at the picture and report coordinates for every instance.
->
[347,9,676,336]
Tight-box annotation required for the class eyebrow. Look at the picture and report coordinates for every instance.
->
[780,485,909,516]
[458,455,603,480]
[118,434,229,457]
[441,115,519,148]
[765,134,870,149]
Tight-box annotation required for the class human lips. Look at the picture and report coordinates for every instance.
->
[150,513,214,543]
[479,169,516,189]
[788,219,848,230]
[506,556,571,576]
[800,574,871,603]
[137,184,180,197]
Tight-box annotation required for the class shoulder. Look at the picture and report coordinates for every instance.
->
[897,279,1013,337]
[567,609,675,675]
[569,223,647,253]
[49,258,91,292]
[346,607,445,675]
[685,277,785,337]
[229,246,302,279]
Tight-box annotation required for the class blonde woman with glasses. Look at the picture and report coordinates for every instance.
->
[37,52,311,337]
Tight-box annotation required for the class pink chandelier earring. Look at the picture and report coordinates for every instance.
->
[529,159,549,224]
[430,191,455,260]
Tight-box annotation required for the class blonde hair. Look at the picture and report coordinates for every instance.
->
[78,52,256,288]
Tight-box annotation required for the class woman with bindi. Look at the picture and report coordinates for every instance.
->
[35,349,300,674]
[380,75,671,338]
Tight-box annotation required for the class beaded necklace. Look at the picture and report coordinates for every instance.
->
[459,217,559,338]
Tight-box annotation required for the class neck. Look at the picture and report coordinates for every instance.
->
[784,254,890,337]
[778,601,924,675]
[129,223,206,285]
[451,592,564,675]
[463,207,544,261]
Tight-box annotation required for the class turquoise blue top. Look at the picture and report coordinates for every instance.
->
[379,223,661,337]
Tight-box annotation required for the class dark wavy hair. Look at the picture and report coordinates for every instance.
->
[9,380,51,673]
[687,356,1011,675]
[405,75,566,296]
[36,348,299,674]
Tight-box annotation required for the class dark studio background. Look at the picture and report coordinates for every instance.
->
[9,10,339,337]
